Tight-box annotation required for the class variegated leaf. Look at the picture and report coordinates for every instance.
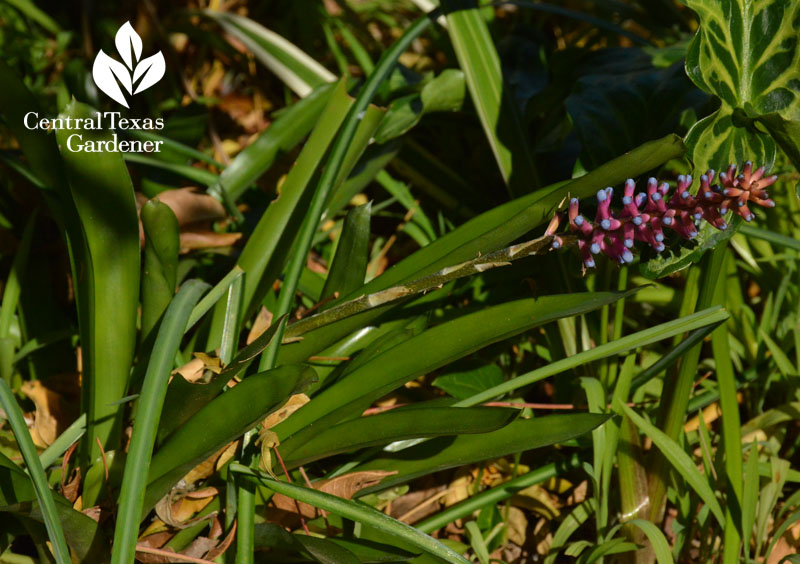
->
[682,0,800,171]
[684,105,776,175]
[684,0,800,120]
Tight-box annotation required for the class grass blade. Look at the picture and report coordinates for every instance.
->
[455,307,729,407]
[203,10,336,97]
[112,280,209,564]
[442,0,540,195]
[0,380,70,563]
[231,464,472,564]
[625,519,674,564]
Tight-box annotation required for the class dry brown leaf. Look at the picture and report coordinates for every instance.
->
[246,307,273,345]
[61,467,81,503]
[511,484,561,519]
[180,537,217,560]
[505,506,528,546]
[184,441,239,485]
[271,471,396,519]
[567,480,588,505]
[155,491,216,529]
[138,532,173,549]
[214,441,238,472]
[767,536,797,564]
[134,546,183,564]
[21,380,71,446]
[179,231,242,253]
[203,522,237,561]
[155,188,226,226]
[262,394,309,429]
[389,484,446,520]
[443,469,473,507]
[173,358,205,383]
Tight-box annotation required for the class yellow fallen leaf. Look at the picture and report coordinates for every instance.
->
[262,394,309,429]
[20,380,68,447]
[246,307,273,345]
[506,506,528,546]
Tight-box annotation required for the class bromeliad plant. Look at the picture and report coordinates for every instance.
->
[549,162,779,269]
[0,1,799,564]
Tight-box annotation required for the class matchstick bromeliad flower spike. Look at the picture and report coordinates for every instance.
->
[546,161,778,269]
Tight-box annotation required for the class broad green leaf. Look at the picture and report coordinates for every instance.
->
[621,403,725,526]
[683,105,776,176]
[432,364,504,400]
[684,0,800,120]
[352,414,609,495]
[234,464,472,564]
[374,69,466,143]
[140,200,179,343]
[321,202,371,302]
[275,291,633,443]
[280,406,518,467]
[56,100,141,461]
[202,10,336,97]
[683,0,797,169]
[566,50,704,170]
[144,364,316,512]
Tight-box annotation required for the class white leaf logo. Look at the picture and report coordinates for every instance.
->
[92,21,165,108]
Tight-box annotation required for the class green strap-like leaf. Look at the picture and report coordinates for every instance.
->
[353,414,610,494]
[280,406,518,467]
[232,464,472,564]
[112,280,209,564]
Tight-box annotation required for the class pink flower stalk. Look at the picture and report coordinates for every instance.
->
[548,162,778,269]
